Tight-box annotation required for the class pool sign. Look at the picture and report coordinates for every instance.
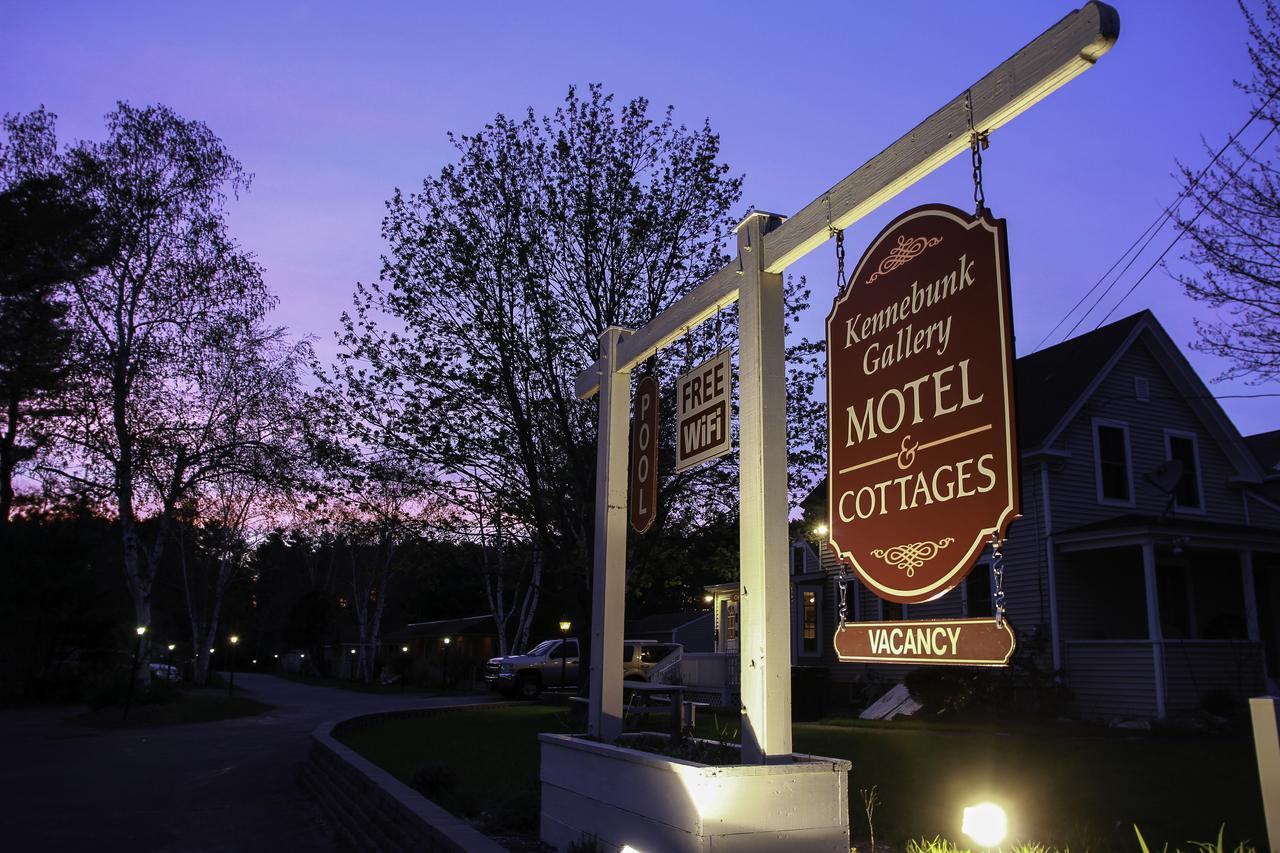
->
[834,617,1015,666]
[676,349,732,471]
[630,375,659,533]
[826,204,1020,604]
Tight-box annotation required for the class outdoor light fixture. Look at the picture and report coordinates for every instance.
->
[559,620,572,633]
[273,654,279,659]
[443,637,452,645]
[300,653,305,658]
[350,649,356,655]
[252,659,257,665]
[813,522,829,537]
[401,645,409,653]
[209,648,216,654]
[703,594,714,604]
[136,626,147,636]
[962,802,1008,848]
[167,644,176,651]
[229,635,240,645]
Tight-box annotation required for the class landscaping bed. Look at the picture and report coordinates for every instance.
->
[336,703,1265,851]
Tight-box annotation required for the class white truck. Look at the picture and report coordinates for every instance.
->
[484,638,682,698]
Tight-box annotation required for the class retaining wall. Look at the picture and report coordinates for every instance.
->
[300,706,506,853]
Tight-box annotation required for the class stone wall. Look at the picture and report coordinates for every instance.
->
[300,709,506,853]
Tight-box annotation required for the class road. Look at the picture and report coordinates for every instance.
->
[0,674,495,852]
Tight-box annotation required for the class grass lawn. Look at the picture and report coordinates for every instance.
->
[63,688,273,730]
[337,704,1266,851]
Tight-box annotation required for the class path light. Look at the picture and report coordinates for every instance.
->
[228,634,239,645]
[962,802,1007,848]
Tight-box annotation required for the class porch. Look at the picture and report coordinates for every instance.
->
[1054,517,1280,719]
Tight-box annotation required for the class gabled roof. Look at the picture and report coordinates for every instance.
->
[1014,312,1145,450]
[1246,429,1280,478]
[1022,310,1264,483]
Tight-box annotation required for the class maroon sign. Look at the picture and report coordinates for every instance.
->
[630,375,659,533]
[676,349,731,471]
[834,618,1016,666]
[826,204,1020,603]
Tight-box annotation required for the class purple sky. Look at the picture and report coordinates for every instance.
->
[4,2,1274,436]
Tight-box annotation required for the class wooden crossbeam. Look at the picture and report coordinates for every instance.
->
[575,1,1119,400]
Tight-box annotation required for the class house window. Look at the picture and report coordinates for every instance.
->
[965,564,992,617]
[801,589,818,653]
[792,543,811,574]
[1094,420,1133,504]
[725,598,738,646]
[1165,431,1203,511]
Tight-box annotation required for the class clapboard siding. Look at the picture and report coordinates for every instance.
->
[1064,641,1157,718]
[1163,640,1264,713]
[1045,340,1247,528]
[1249,493,1280,530]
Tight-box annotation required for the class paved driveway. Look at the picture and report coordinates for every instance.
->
[0,674,495,852]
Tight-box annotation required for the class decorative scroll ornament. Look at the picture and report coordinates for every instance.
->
[871,538,955,577]
[866,235,943,284]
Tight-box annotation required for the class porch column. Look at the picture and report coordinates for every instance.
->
[1142,541,1167,718]
[1243,551,1261,643]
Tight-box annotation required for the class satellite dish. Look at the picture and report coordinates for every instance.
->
[1147,459,1184,494]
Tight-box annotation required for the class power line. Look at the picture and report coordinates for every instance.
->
[1094,121,1278,328]
[1033,87,1280,351]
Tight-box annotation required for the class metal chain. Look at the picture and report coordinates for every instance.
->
[988,533,1007,628]
[833,228,847,293]
[836,566,849,628]
[966,89,990,215]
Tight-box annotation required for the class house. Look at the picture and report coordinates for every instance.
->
[788,310,1280,719]
[625,611,715,652]
[384,615,498,688]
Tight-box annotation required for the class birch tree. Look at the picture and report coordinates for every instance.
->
[55,103,286,686]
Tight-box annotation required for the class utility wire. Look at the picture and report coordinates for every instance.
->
[1033,87,1280,351]
[1094,121,1278,328]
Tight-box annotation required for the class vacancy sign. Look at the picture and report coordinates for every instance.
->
[630,375,659,533]
[676,349,731,471]
[834,617,1015,666]
[826,204,1021,604]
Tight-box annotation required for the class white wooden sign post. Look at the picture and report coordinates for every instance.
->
[576,2,1118,765]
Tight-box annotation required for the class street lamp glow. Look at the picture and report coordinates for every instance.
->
[813,522,829,537]
[209,648,216,654]
[443,637,451,645]
[559,620,572,633]
[299,653,305,658]
[167,644,176,651]
[703,594,714,604]
[350,648,356,655]
[273,654,279,659]
[136,625,147,636]
[228,634,239,645]
[962,802,1008,848]
[401,645,409,653]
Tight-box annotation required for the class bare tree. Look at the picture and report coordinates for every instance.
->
[1174,1,1280,383]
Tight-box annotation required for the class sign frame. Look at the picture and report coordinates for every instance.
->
[833,617,1016,667]
[826,203,1021,604]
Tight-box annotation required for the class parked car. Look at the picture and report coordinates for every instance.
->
[148,663,180,683]
[485,638,682,698]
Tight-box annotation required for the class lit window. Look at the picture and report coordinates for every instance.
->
[802,590,817,652]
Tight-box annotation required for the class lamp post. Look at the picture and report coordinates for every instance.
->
[559,620,572,690]
[123,625,147,720]
[442,636,452,689]
[227,634,239,697]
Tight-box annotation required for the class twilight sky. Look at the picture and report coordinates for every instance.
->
[4,1,1275,436]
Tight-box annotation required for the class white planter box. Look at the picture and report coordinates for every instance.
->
[539,733,850,852]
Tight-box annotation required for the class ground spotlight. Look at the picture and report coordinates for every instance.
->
[961,801,1007,848]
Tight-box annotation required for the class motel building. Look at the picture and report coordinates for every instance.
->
[713,310,1280,720]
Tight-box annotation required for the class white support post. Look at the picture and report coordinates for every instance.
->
[1250,697,1280,853]
[736,212,792,764]
[589,326,632,742]
[1142,542,1167,719]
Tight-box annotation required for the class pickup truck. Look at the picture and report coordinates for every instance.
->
[484,638,681,698]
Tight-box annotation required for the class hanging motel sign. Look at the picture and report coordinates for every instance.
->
[676,349,732,471]
[826,204,1021,606]
[630,375,659,533]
